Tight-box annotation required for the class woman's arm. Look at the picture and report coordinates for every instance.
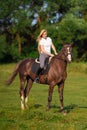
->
[52,43,57,55]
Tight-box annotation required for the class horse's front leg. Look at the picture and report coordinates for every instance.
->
[24,78,33,108]
[58,82,65,113]
[46,84,54,111]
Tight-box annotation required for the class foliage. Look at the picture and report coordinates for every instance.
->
[0,35,6,60]
[0,0,87,62]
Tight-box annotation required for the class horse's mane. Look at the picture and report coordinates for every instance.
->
[53,47,65,61]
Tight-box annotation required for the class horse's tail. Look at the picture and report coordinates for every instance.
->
[5,61,22,86]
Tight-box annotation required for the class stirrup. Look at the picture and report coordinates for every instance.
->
[34,77,39,83]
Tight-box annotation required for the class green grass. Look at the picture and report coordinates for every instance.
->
[0,63,87,130]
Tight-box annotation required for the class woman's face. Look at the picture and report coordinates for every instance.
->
[42,31,47,39]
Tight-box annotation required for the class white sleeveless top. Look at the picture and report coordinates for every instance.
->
[39,37,52,53]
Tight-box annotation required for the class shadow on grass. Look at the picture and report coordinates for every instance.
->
[34,104,42,108]
[34,104,77,113]
[28,103,87,113]
[29,104,42,109]
[64,104,78,113]
[51,104,80,113]
[78,106,87,109]
[65,104,87,112]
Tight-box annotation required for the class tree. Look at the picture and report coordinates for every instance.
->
[0,0,87,62]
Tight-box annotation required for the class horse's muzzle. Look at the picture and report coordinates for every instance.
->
[67,54,72,62]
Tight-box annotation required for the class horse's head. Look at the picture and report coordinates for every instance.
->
[63,43,73,62]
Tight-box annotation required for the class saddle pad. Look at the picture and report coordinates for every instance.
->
[31,58,50,75]
[31,62,40,74]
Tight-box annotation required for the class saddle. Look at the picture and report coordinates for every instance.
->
[31,57,50,75]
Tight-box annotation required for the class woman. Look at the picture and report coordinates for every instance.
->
[36,29,57,75]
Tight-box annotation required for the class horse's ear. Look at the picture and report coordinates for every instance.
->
[70,42,74,47]
[62,42,66,46]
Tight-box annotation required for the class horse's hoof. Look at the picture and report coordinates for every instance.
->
[59,108,67,115]
[46,106,50,111]
[62,111,67,116]
[21,106,25,110]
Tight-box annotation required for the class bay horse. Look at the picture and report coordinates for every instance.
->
[6,44,72,113]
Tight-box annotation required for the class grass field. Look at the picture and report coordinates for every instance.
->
[0,62,87,130]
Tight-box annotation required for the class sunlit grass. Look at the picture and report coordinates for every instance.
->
[0,62,87,130]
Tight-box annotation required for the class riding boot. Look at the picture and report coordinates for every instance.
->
[34,67,43,83]
[36,67,43,75]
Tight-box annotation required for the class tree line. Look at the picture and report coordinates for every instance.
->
[0,0,87,63]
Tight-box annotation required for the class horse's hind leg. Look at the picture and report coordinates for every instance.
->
[24,78,33,108]
[19,77,26,110]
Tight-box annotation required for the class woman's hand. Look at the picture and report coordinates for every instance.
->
[50,54,54,57]
[55,52,58,55]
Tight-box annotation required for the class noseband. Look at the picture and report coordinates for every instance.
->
[66,47,72,62]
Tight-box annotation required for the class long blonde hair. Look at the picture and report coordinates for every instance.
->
[37,29,47,53]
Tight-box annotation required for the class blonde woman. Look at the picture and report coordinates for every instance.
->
[36,29,57,76]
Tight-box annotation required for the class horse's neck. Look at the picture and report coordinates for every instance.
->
[55,49,66,61]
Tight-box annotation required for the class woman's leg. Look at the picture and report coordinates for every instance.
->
[39,54,49,69]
